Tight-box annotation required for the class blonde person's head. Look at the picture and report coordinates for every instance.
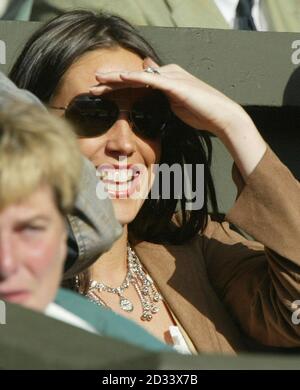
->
[0,103,82,214]
[0,103,82,311]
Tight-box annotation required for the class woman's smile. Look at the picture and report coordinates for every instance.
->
[97,164,142,198]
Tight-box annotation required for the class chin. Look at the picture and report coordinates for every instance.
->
[21,296,50,312]
[22,285,58,312]
[115,210,139,226]
[112,198,144,226]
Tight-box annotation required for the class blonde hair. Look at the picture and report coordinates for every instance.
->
[0,103,82,214]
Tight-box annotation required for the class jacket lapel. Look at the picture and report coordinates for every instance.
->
[133,239,235,353]
[263,0,300,32]
[165,0,230,28]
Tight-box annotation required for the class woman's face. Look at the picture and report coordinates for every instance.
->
[0,185,67,311]
[50,47,161,225]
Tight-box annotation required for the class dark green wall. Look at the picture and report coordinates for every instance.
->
[1,22,300,107]
[1,22,299,212]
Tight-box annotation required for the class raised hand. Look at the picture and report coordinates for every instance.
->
[91,58,266,180]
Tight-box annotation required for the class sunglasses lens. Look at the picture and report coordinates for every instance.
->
[66,95,118,137]
[64,92,170,139]
[132,92,169,139]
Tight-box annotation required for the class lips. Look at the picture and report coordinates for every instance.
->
[0,290,30,303]
[97,164,143,198]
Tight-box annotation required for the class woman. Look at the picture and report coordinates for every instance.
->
[0,99,168,352]
[10,10,300,353]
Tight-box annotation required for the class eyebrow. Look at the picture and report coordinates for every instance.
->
[15,216,52,225]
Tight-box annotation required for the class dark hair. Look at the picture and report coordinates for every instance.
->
[10,10,219,249]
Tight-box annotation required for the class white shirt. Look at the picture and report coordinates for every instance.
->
[169,326,192,354]
[46,304,192,353]
[0,0,9,18]
[45,302,98,334]
[214,0,268,31]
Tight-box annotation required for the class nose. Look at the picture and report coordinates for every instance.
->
[105,114,137,158]
[0,233,18,281]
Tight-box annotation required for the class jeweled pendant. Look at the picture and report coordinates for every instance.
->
[120,297,134,312]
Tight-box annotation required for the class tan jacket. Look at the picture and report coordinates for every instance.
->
[132,147,300,354]
[31,0,300,32]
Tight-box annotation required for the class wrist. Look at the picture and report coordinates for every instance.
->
[216,103,255,139]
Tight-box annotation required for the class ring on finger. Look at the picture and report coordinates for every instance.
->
[144,66,161,75]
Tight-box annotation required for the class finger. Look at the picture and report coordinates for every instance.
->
[93,69,160,92]
[95,70,127,83]
[94,70,158,87]
[95,65,182,82]
[143,57,160,69]
[119,70,173,92]
[143,61,187,75]
[89,82,150,95]
[89,85,118,95]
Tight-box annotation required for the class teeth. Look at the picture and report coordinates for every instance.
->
[122,169,133,181]
[107,171,115,181]
[107,182,129,192]
[99,169,135,183]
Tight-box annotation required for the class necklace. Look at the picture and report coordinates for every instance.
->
[85,243,162,321]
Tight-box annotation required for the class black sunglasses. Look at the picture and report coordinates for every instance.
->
[50,91,170,139]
